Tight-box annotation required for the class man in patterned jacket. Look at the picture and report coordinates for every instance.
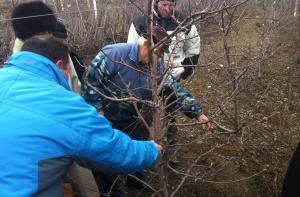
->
[82,39,210,195]
[82,40,210,140]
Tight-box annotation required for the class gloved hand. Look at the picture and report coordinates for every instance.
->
[181,67,194,80]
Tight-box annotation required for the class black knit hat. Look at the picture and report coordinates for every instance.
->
[11,1,57,40]
[54,21,68,39]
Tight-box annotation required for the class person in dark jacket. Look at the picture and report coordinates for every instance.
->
[0,35,162,197]
[54,21,86,83]
[282,142,300,196]
[11,1,57,53]
[281,58,300,197]
[11,1,81,93]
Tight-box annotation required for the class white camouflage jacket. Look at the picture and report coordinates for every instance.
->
[127,9,200,79]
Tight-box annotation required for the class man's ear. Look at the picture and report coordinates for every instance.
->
[139,40,149,64]
[55,60,64,70]
[55,59,70,80]
[139,40,147,55]
[142,40,148,49]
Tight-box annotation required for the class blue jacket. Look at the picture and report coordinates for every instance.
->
[82,43,202,121]
[0,52,158,197]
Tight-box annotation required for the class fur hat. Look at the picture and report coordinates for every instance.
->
[11,1,57,40]
[53,21,68,39]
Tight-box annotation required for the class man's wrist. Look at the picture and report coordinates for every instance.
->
[197,112,204,119]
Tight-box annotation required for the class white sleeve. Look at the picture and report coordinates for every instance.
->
[127,23,141,43]
[12,38,24,54]
[68,55,81,94]
[183,25,200,58]
[171,67,185,80]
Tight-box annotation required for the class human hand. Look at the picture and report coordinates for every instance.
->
[151,140,163,156]
[198,113,211,131]
[98,110,104,115]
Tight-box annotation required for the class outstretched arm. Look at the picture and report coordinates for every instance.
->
[75,111,160,174]
[163,75,211,131]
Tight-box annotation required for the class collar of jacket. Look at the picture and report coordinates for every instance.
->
[128,43,149,71]
[128,43,140,65]
[12,38,24,54]
[153,8,161,20]
[4,51,71,91]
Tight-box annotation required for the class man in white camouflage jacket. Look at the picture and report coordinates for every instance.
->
[127,0,201,80]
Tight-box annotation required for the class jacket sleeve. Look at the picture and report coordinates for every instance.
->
[162,74,202,119]
[68,55,81,93]
[82,52,110,112]
[70,51,86,83]
[72,104,159,174]
[127,23,141,43]
[183,24,200,59]
[180,25,201,79]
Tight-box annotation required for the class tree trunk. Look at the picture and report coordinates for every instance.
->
[92,0,98,21]
[147,0,168,196]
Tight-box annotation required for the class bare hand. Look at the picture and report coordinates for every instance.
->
[151,140,163,156]
[198,113,211,131]
[98,110,104,115]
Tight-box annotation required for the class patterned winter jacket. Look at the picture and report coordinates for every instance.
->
[82,43,202,122]
[127,8,201,79]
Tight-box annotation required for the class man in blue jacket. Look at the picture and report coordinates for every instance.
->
[0,35,161,197]
[82,39,210,194]
[83,41,210,136]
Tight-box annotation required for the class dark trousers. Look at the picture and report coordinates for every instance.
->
[282,142,300,196]
[93,118,149,197]
[111,118,150,140]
